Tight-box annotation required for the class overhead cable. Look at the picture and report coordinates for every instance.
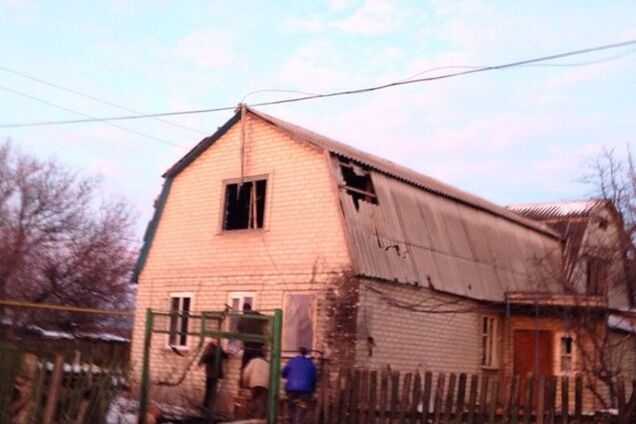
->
[1,39,635,129]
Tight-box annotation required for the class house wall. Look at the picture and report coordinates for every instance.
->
[354,279,496,376]
[130,115,351,409]
[502,313,610,411]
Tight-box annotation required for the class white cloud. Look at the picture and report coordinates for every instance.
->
[174,29,245,70]
[331,0,402,36]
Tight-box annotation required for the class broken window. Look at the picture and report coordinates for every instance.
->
[168,293,191,347]
[560,334,574,372]
[340,161,377,210]
[586,257,608,296]
[283,293,316,352]
[223,178,267,230]
[481,316,498,367]
[226,292,255,353]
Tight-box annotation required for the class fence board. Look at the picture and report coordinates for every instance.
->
[536,375,545,424]
[546,376,557,424]
[477,375,489,424]
[574,375,583,424]
[487,379,499,424]
[410,373,422,424]
[467,375,479,424]
[510,376,520,424]
[379,371,389,424]
[561,376,569,424]
[399,373,412,424]
[390,372,400,424]
[358,370,369,424]
[368,371,378,424]
[523,375,533,424]
[351,370,361,424]
[444,373,457,422]
[433,373,445,424]
[421,372,433,424]
[455,373,467,424]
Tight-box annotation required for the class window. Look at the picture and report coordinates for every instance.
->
[226,292,256,352]
[340,161,377,210]
[283,293,316,352]
[168,294,192,347]
[481,316,498,368]
[222,178,267,230]
[586,257,608,295]
[560,334,574,372]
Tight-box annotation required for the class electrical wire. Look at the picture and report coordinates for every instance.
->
[0,84,186,148]
[0,65,209,135]
[2,39,635,129]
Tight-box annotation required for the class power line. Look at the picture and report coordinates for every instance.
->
[2,38,636,129]
[0,65,209,135]
[0,85,186,148]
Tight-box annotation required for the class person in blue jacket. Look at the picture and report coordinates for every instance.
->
[282,347,317,424]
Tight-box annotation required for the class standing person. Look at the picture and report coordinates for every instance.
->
[282,347,317,424]
[198,339,228,411]
[242,351,270,418]
[237,303,267,370]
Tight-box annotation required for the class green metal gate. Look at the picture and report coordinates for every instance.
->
[138,308,283,424]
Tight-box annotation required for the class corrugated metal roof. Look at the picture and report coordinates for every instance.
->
[248,108,558,239]
[507,199,607,221]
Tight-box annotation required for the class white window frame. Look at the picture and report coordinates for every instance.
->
[166,292,194,350]
[282,292,317,353]
[225,291,257,352]
[481,315,499,369]
[556,332,576,374]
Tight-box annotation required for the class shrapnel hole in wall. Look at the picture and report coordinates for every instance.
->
[339,161,378,210]
[223,179,267,230]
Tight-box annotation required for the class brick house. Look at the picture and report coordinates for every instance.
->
[130,107,634,411]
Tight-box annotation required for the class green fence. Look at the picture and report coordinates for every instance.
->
[0,344,127,423]
[139,307,283,424]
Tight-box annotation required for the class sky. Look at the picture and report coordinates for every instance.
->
[1,0,636,242]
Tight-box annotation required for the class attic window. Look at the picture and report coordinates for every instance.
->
[223,178,267,230]
[586,257,608,296]
[340,162,377,210]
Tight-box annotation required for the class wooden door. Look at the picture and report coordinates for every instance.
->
[513,329,554,376]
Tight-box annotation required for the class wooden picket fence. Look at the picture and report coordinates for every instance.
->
[313,370,636,424]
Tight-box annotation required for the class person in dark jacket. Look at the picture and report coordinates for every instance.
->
[198,339,228,411]
[282,347,317,424]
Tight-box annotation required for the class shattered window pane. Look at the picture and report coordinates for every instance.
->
[283,294,316,352]
[340,162,377,210]
[223,179,267,230]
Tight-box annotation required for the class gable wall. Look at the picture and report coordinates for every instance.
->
[130,115,351,408]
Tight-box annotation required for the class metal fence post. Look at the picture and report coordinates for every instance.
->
[138,308,153,424]
[267,309,283,424]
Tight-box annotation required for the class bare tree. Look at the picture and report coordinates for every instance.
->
[0,142,136,334]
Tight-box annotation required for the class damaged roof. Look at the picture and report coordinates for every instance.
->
[152,108,566,301]
[507,199,608,221]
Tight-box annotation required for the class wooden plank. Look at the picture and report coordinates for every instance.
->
[455,373,467,424]
[421,372,433,424]
[316,367,330,424]
[536,375,545,424]
[444,373,457,423]
[433,373,446,424]
[574,375,582,424]
[410,373,422,424]
[546,376,557,424]
[42,353,64,424]
[399,373,413,424]
[343,369,354,424]
[390,372,400,424]
[467,375,479,424]
[359,370,370,424]
[510,376,520,424]
[522,375,533,424]
[477,375,489,424]
[560,376,569,424]
[332,368,346,424]
[379,371,389,424]
[487,379,499,424]
[368,371,378,424]
[351,370,361,424]
[502,377,512,424]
